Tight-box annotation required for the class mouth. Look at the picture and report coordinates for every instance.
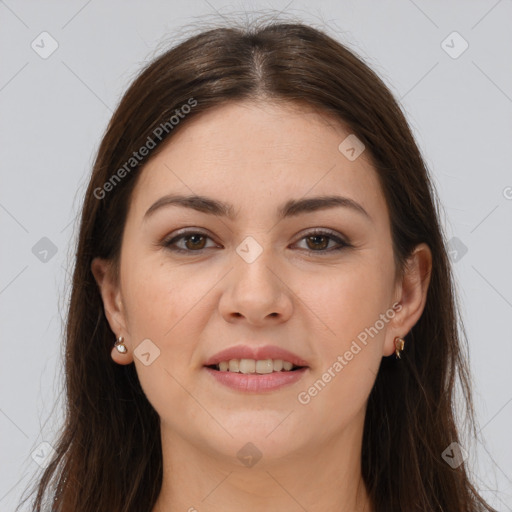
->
[203,345,309,392]
[206,358,307,374]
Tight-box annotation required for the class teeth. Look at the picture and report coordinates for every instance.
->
[213,358,300,373]
[239,359,255,374]
[256,359,273,374]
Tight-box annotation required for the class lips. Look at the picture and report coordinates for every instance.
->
[203,345,309,392]
[203,344,309,368]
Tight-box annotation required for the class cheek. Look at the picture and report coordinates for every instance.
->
[296,265,392,425]
[121,267,174,339]
[121,255,219,355]
[297,358,377,437]
[305,258,394,347]
[122,255,179,325]
[119,258,210,418]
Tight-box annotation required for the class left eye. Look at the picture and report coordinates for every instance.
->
[294,230,348,252]
[163,232,217,252]
[162,229,349,253]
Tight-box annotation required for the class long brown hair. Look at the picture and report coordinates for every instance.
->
[20,19,496,512]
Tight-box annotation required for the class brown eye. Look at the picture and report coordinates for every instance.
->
[163,230,218,253]
[305,234,330,251]
[294,229,350,254]
[183,234,207,250]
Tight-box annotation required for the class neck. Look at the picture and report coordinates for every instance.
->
[152,414,373,512]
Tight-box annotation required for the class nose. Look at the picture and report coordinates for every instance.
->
[218,244,294,326]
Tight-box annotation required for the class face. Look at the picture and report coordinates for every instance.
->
[93,100,425,464]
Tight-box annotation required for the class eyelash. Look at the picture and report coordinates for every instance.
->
[161,228,351,255]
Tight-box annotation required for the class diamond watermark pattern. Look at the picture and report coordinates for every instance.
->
[31,31,59,59]
[441,442,468,468]
[447,237,468,263]
[31,441,56,469]
[236,442,262,468]
[32,237,58,263]
[236,236,263,264]
[134,338,161,366]
[338,134,365,161]
[441,31,469,59]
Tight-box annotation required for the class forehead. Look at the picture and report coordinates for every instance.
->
[129,100,387,224]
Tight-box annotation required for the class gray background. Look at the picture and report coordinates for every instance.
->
[1,0,511,510]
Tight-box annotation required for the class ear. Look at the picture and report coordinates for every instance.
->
[383,243,432,357]
[91,257,132,364]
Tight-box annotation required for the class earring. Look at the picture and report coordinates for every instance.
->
[394,336,405,359]
[114,336,128,354]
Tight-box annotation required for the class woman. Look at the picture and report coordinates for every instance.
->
[22,20,497,512]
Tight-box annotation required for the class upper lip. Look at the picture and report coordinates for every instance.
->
[203,344,309,367]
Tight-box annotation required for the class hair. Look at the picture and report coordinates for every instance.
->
[20,18,496,512]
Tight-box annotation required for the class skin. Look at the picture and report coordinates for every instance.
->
[92,100,432,512]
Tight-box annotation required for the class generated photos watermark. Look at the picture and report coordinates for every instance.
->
[94,97,197,200]
[297,301,403,405]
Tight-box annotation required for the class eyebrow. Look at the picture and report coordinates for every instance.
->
[143,194,371,222]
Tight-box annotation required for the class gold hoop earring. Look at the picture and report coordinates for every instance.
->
[114,336,128,354]
[394,336,405,359]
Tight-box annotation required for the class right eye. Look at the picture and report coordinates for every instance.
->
[162,230,220,253]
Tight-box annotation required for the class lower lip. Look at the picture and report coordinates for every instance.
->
[204,367,308,392]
